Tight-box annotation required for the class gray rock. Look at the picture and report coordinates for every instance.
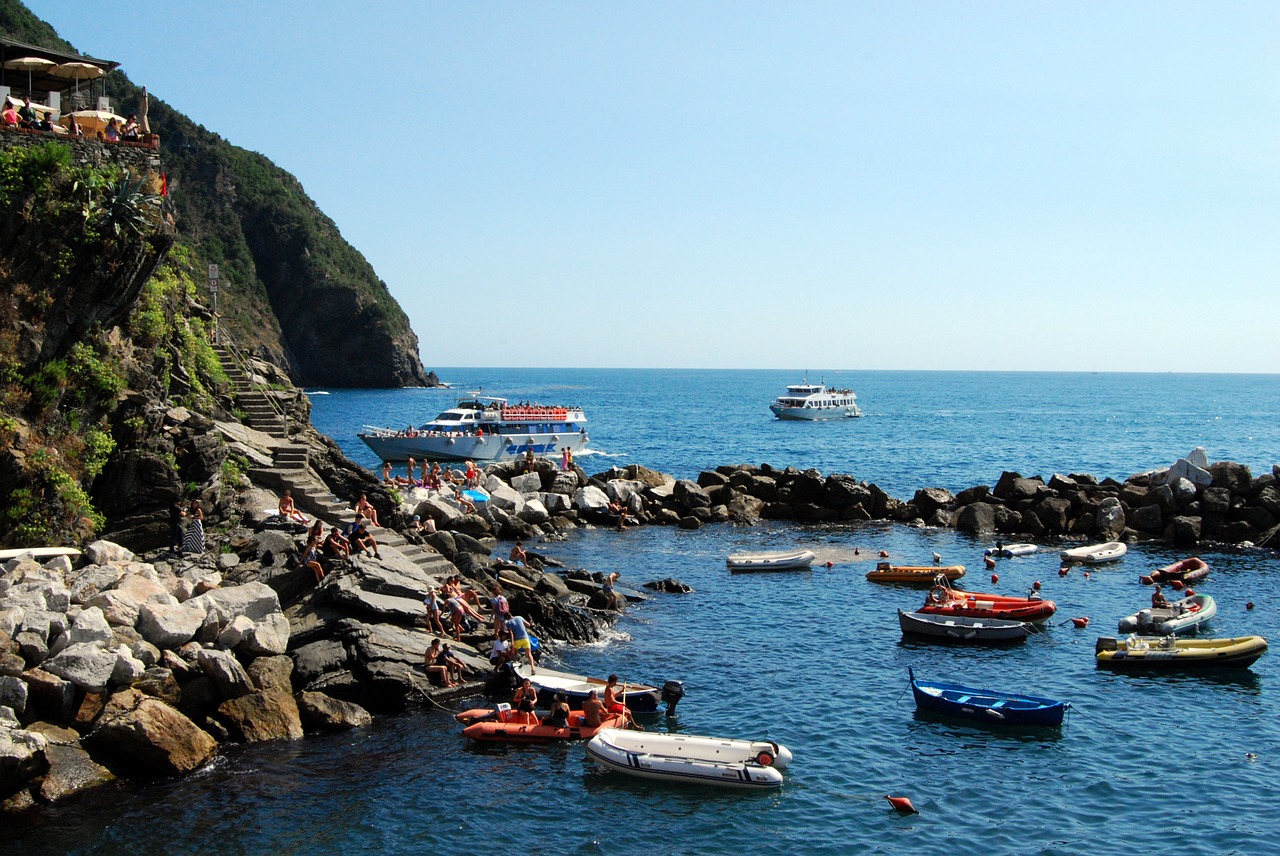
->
[111,647,148,685]
[1132,503,1163,533]
[955,502,996,535]
[196,649,255,700]
[67,565,125,604]
[42,643,119,691]
[1168,458,1212,489]
[295,690,372,731]
[517,498,551,525]
[1096,497,1125,538]
[217,614,256,650]
[217,690,304,743]
[672,480,712,510]
[247,655,294,693]
[218,553,241,571]
[329,576,426,623]
[0,675,28,716]
[69,607,114,646]
[291,639,350,686]
[85,540,135,566]
[239,612,290,657]
[20,668,76,722]
[573,485,611,512]
[0,606,23,639]
[13,630,46,667]
[36,734,116,802]
[187,582,281,626]
[1186,446,1209,468]
[19,609,68,645]
[0,725,47,796]
[84,589,142,627]
[509,472,543,495]
[539,492,572,514]
[137,601,204,649]
[1171,477,1198,506]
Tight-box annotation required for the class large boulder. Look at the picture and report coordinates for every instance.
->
[196,649,255,701]
[0,725,47,796]
[41,643,119,692]
[247,655,295,693]
[216,691,304,743]
[0,675,28,717]
[66,565,125,605]
[483,479,526,513]
[87,688,217,775]
[672,480,712,510]
[1096,497,1125,539]
[508,472,543,495]
[955,503,996,535]
[1167,458,1212,489]
[84,541,134,566]
[1131,503,1163,533]
[68,607,114,646]
[295,691,373,731]
[136,602,204,649]
[573,485,611,512]
[21,668,76,723]
[26,723,115,803]
[912,488,955,518]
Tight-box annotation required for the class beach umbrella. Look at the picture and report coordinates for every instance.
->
[51,61,106,100]
[62,108,126,134]
[3,56,56,94]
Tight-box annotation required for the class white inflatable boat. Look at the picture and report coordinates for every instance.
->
[586,728,791,789]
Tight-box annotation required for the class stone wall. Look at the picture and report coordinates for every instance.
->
[0,127,161,179]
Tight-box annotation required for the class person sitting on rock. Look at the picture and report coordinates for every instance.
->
[354,493,380,527]
[456,489,478,515]
[508,541,527,566]
[424,638,454,687]
[489,629,514,668]
[438,643,470,686]
[322,526,350,558]
[349,521,382,560]
[301,536,325,584]
[278,489,309,525]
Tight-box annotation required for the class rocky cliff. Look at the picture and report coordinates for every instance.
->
[0,0,436,388]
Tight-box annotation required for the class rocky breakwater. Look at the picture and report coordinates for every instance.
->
[0,540,368,812]
[460,449,1277,551]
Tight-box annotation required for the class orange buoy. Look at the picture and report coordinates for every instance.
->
[1170,580,1185,591]
[825,561,834,569]
[879,550,889,558]
[991,573,999,584]
[1247,601,1256,610]
[886,795,918,814]
[1071,617,1090,628]
[1032,580,1042,590]
[1083,572,1091,579]
[1058,567,1069,577]
[1139,575,1153,585]
[1184,587,1195,596]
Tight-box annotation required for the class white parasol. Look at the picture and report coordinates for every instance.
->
[3,56,56,95]
[51,61,106,100]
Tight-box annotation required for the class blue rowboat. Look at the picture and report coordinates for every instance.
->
[908,668,1069,727]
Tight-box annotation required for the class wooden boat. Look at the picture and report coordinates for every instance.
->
[1060,541,1127,565]
[726,549,815,573]
[866,563,965,585]
[1117,593,1216,636]
[456,704,627,743]
[586,728,787,789]
[917,583,1057,622]
[908,668,1069,727]
[1095,635,1268,670]
[984,543,1038,558]
[515,664,663,712]
[1148,557,1210,584]
[898,609,1029,643]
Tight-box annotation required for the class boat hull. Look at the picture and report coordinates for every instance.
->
[898,610,1028,643]
[726,549,816,573]
[770,405,861,420]
[459,709,626,743]
[359,430,588,464]
[586,729,786,789]
[516,665,661,713]
[1117,594,1216,635]
[1095,635,1267,670]
[1149,557,1210,584]
[908,668,1068,727]
[867,565,966,585]
[1060,541,1127,565]
[919,593,1057,622]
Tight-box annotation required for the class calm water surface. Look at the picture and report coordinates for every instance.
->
[10,370,1280,854]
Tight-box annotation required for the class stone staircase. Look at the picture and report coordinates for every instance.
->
[213,344,288,440]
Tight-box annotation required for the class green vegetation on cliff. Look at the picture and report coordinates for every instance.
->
[0,0,432,387]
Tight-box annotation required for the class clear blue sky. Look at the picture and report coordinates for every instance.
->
[28,1,1280,372]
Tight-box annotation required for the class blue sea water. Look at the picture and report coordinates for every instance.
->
[11,370,1280,855]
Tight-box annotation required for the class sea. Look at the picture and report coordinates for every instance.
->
[11,369,1280,855]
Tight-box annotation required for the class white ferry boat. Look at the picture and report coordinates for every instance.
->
[358,396,588,463]
[769,380,861,420]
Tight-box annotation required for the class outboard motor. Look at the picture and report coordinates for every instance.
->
[661,680,685,717]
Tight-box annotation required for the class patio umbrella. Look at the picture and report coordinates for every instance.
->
[62,109,126,134]
[51,61,106,100]
[3,56,56,94]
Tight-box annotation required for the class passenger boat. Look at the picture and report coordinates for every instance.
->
[358,395,588,463]
[455,704,627,743]
[918,583,1057,622]
[726,549,816,573]
[908,668,1070,727]
[984,543,1038,558]
[586,728,787,789]
[1095,635,1268,671]
[1117,593,1217,636]
[1060,541,1127,565]
[515,664,664,713]
[1148,557,1210,584]
[866,563,966,585]
[769,380,861,420]
[898,609,1029,643]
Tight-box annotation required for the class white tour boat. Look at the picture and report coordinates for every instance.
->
[769,380,861,420]
[358,396,588,463]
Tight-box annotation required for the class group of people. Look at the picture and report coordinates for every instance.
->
[423,580,538,685]
[507,674,635,729]
[0,98,144,142]
[292,508,383,584]
[169,497,206,555]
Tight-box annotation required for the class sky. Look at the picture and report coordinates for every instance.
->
[26,1,1280,372]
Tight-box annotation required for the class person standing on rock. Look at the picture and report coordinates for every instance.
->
[506,613,537,673]
[381,461,392,483]
[183,499,205,553]
[423,587,447,636]
[169,497,186,556]
[407,456,417,484]
[489,584,511,633]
